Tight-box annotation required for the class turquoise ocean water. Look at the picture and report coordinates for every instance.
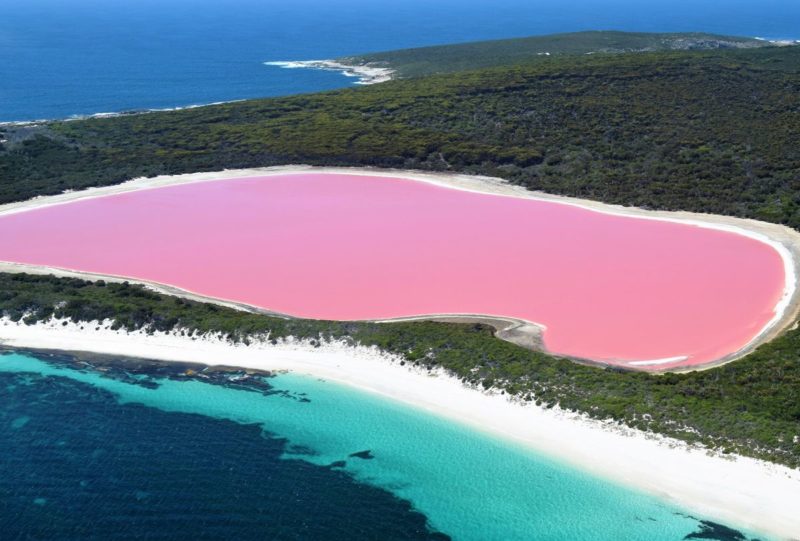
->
[0,351,767,540]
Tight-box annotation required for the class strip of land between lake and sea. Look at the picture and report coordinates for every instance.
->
[2,317,800,540]
[1,165,799,372]
[2,167,800,539]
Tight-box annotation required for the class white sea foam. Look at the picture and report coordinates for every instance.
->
[0,100,249,127]
[0,60,394,126]
[264,59,395,85]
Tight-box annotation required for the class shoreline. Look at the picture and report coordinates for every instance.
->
[1,165,799,372]
[0,61,389,127]
[1,317,799,540]
[0,99,249,128]
[0,59,393,126]
[4,36,798,126]
[264,60,394,85]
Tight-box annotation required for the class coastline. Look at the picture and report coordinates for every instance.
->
[0,100,249,128]
[1,317,799,540]
[1,165,798,372]
[3,36,797,126]
[1,59,389,126]
[0,60,390,127]
[264,60,394,85]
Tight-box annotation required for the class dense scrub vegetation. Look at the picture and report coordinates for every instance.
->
[1,273,799,468]
[2,38,800,469]
[2,46,799,227]
[344,30,768,77]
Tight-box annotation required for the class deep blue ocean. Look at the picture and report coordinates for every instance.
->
[1,0,799,122]
[0,351,768,540]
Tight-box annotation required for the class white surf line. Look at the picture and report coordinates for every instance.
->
[0,100,249,128]
[3,56,397,126]
[264,60,395,85]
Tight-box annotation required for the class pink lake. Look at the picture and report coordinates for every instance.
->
[0,173,787,369]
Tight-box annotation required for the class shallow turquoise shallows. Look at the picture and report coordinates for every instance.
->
[0,352,767,540]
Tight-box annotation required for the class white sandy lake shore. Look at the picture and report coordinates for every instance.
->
[2,165,799,371]
[1,317,800,540]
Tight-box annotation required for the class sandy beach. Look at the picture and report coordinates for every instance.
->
[1,317,799,540]
[1,165,799,372]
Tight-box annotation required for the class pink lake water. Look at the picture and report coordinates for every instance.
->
[0,173,786,369]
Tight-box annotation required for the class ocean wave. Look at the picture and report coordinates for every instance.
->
[0,100,248,127]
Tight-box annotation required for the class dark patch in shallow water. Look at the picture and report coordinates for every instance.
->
[3,347,312,401]
[349,450,375,460]
[285,444,319,457]
[0,369,450,540]
[684,520,761,541]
